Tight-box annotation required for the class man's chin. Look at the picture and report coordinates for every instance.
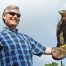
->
[10,22,18,25]
[10,24,17,28]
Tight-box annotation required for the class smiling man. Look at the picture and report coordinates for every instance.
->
[0,5,62,66]
[2,5,20,30]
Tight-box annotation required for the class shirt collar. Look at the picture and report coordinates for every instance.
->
[3,26,18,33]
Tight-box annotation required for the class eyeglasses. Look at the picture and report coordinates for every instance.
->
[5,12,21,18]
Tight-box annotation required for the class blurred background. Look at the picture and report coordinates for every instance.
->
[0,0,66,66]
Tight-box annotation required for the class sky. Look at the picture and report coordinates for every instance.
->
[0,0,66,66]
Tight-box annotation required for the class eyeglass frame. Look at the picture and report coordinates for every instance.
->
[5,12,21,18]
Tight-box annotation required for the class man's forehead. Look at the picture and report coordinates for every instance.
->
[5,9,20,13]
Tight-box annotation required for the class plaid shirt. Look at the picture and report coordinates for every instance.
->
[0,27,46,66]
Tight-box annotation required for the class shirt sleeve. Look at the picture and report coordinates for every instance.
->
[26,35,46,56]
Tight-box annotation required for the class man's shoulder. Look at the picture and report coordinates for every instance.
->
[19,33,32,39]
[19,33,29,37]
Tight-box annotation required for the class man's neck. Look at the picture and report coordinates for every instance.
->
[5,25,18,32]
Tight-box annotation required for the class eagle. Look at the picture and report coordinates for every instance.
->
[57,10,66,47]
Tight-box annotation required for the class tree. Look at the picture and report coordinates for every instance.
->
[44,62,65,66]
[44,62,58,66]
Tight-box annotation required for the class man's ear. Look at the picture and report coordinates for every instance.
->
[2,15,6,20]
[2,15,6,23]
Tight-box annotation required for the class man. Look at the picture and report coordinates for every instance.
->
[0,5,62,66]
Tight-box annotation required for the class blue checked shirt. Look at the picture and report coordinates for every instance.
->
[0,27,46,66]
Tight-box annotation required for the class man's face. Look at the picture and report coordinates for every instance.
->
[3,9,21,29]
